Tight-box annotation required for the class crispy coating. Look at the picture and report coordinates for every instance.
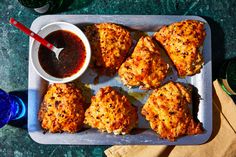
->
[141,82,203,141]
[153,20,206,76]
[84,86,138,135]
[38,83,85,133]
[118,36,168,89]
[85,23,132,75]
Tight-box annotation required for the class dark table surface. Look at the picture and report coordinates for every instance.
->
[0,0,236,156]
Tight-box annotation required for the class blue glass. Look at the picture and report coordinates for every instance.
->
[0,89,26,128]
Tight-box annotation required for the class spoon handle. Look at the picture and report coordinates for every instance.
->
[9,18,54,50]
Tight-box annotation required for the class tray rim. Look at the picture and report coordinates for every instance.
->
[28,15,212,145]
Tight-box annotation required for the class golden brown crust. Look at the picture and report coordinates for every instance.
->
[38,83,85,133]
[153,20,206,76]
[141,81,203,141]
[85,23,132,75]
[118,36,168,89]
[84,86,138,135]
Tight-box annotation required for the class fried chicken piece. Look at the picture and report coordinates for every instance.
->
[85,23,132,75]
[38,83,85,133]
[153,20,206,76]
[84,86,138,135]
[141,82,203,141]
[118,36,168,89]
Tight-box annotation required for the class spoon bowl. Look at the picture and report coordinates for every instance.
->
[53,47,64,60]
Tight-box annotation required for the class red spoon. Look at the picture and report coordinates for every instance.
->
[9,18,63,59]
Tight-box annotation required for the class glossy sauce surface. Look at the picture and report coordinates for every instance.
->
[38,30,86,78]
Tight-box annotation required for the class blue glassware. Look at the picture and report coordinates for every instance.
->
[0,89,26,128]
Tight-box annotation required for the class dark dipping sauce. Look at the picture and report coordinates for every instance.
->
[38,30,86,78]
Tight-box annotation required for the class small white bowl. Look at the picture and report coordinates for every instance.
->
[30,22,91,83]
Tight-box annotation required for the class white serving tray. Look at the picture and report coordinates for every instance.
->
[28,15,212,145]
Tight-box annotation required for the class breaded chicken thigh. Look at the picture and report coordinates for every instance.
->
[84,86,138,135]
[142,82,203,141]
[85,23,132,75]
[38,83,85,133]
[154,20,206,76]
[118,36,168,89]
